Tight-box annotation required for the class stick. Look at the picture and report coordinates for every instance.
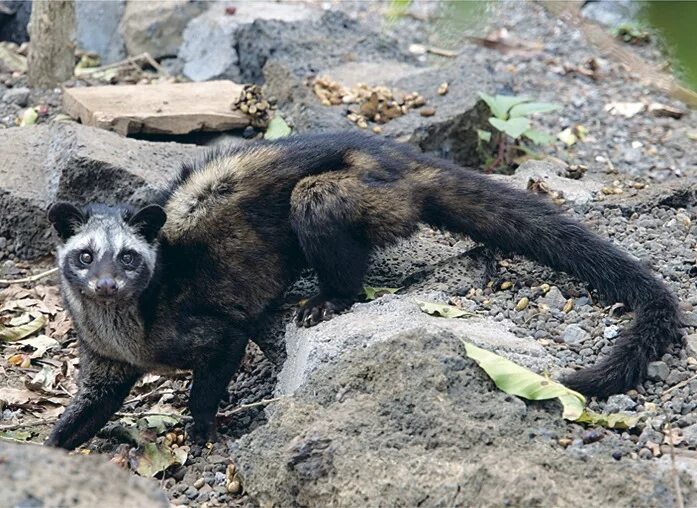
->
[0,416,59,431]
[0,267,59,285]
[218,396,286,418]
[661,373,697,400]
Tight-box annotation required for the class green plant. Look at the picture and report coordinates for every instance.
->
[477,92,560,172]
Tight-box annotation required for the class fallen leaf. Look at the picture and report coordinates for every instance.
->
[132,442,188,477]
[463,341,585,420]
[0,387,34,406]
[363,286,400,301]
[141,414,180,434]
[19,107,38,127]
[0,430,32,442]
[16,334,60,359]
[26,365,59,394]
[575,409,640,430]
[648,102,685,119]
[0,314,46,342]
[264,115,291,139]
[604,102,645,118]
[0,42,27,72]
[418,301,476,319]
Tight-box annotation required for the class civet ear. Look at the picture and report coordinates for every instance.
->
[129,204,167,243]
[47,202,86,241]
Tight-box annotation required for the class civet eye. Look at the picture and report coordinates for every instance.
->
[120,252,135,266]
[79,251,93,265]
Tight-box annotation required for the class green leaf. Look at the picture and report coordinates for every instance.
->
[0,314,47,342]
[142,414,180,434]
[134,442,188,477]
[576,409,640,430]
[523,129,553,145]
[19,108,38,127]
[477,129,492,142]
[363,286,401,301]
[494,95,531,117]
[0,430,32,442]
[264,115,291,140]
[417,300,476,319]
[478,92,506,119]
[463,341,586,420]
[489,117,531,139]
[509,102,560,118]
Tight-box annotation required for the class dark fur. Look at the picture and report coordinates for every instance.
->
[46,131,682,449]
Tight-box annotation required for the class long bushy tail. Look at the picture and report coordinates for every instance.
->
[417,162,682,397]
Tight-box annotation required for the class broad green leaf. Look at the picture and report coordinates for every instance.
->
[523,129,553,145]
[489,117,531,139]
[417,300,476,319]
[134,442,188,477]
[0,314,47,342]
[463,341,586,420]
[19,107,38,127]
[363,286,401,301]
[264,115,291,139]
[494,95,531,117]
[509,102,560,118]
[478,92,506,119]
[576,409,640,430]
[477,129,492,142]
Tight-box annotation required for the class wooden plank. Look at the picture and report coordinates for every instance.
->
[62,80,250,136]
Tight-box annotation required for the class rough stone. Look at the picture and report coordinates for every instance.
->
[119,0,207,59]
[179,2,319,82]
[2,86,29,106]
[502,159,606,208]
[0,442,168,507]
[0,123,203,259]
[605,394,637,413]
[76,0,126,64]
[0,0,31,44]
[540,286,566,310]
[561,324,589,345]
[277,292,557,395]
[236,331,689,507]
[682,424,697,448]
[647,361,670,382]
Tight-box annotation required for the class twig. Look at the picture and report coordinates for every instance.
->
[218,396,287,418]
[0,416,59,431]
[661,373,697,400]
[665,422,685,508]
[77,52,167,76]
[114,411,192,421]
[124,388,175,406]
[0,267,59,285]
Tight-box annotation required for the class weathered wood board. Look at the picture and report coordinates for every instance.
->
[62,80,250,136]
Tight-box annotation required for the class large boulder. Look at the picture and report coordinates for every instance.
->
[119,0,207,59]
[179,1,320,82]
[235,330,692,506]
[0,123,203,259]
[75,0,126,64]
[277,293,556,394]
[0,441,168,507]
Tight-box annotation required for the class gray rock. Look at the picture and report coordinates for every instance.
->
[501,159,605,207]
[76,0,126,64]
[540,286,566,310]
[0,442,167,507]
[561,324,589,345]
[647,361,670,382]
[119,0,207,59]
[277,292,558,395]
[180,0,319,82]
[0,124,203,259]
[605,394,636,413]
[582,0,640,28]
[236,331,686,506]
[686,333,697,357]
[3,86,30,106]
[681,424,697,448]
[603,325,620,339]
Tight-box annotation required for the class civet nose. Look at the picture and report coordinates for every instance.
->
[95,277,118,297]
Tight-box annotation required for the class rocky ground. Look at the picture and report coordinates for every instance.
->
[2,0,697,506]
